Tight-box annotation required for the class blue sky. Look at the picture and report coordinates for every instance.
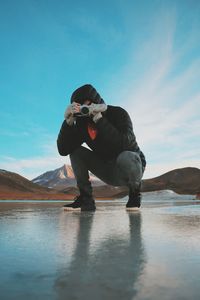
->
[0,0,199,179]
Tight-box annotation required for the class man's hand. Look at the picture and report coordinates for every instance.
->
[64,102,80,126]
[89,103,107,123]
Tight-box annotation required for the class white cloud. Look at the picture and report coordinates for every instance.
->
[105,10,200,178]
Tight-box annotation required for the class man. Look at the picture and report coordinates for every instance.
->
[57,84,146,211]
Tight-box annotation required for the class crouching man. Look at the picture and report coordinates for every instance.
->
[57,84,146,211]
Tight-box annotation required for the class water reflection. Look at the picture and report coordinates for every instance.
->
[1,202,200,299]
[55,211,146,300]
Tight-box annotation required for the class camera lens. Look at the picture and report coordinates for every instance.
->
[81,106,89,115]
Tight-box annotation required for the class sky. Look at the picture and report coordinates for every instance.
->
[0,0,200,180]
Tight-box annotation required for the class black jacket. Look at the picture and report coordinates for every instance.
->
[57,105,146,169]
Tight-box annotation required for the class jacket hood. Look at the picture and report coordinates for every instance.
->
[70,84,105,104]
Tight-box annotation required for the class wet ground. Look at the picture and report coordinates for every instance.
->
[0,198,200,300]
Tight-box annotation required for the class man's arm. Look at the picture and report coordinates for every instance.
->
[95,107,139,152]
[57,120,83,156]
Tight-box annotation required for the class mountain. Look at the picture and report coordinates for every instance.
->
[142,167,200,195]
[32,165,76,189]
[0,169,74,200]
[32,165,200,196]
[32,164,103,190]
[1,167,199,200]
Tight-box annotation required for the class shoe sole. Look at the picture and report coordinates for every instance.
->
[63,207,81,211]
[63,207,96,212]
[126,207,140,211]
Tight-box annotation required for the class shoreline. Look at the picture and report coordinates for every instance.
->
[0,195,116,201]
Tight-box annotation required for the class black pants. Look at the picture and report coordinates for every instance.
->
[70,146,144,197]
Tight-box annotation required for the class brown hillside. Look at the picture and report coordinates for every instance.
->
[0,170,73,200]
[142,167,200,194]
[0,170,56,193]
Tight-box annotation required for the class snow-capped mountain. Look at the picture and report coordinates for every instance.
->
[32,164,103,191]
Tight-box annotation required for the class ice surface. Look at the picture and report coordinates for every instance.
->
[0,199,200,300]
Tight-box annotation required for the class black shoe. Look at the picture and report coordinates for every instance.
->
[63,195,96,212]
[63,195,82,211]
[81,196,96,212]
[126,187,142,211]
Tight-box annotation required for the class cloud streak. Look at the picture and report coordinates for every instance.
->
[107,10,200,178]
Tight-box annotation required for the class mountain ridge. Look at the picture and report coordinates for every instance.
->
[32,164,103,190]
[0,169,74,200]
[0,166,199,200]
[31,165,200,195]
[142,167,200,194]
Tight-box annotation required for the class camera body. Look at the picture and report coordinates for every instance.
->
[74,105,90,117]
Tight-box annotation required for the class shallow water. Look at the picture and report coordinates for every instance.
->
[0,199,200,300]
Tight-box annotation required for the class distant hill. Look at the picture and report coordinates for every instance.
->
[0,169,74,200]
[32,165,76,189]
[0,166,199,200]
[142,167,200,195]
[32,164,103,190]
[32,165,200,196]
[0,169,52,193]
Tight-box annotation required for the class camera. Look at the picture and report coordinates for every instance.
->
[74,105,90,117]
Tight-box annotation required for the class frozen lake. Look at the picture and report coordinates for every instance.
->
[0,193,200,300]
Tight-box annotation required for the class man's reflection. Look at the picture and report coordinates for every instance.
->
[55,211,146,300]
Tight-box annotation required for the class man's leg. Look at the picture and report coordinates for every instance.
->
[69,146,120,197]
[115,151,144,210]
[67,146,144,210]
[115,151,143,190]
[64,146,119,211]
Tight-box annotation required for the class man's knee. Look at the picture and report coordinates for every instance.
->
[117,151,142,169]
[116,151,143,189]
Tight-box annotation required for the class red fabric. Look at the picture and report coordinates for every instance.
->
[87,122,97,140]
